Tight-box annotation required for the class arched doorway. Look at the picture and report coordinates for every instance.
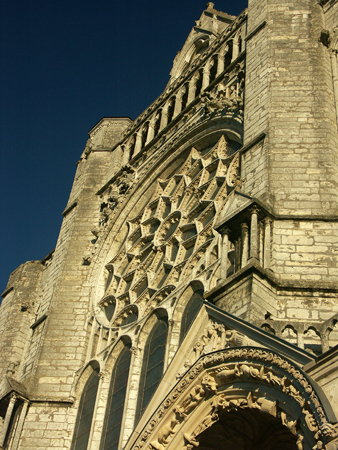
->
[191,408,298,450]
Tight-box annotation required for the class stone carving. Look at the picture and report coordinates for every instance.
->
[321,422,338,440]
[177,323,247,379]
[149,417,178,449]
[226,152,240,187]
[82,255,91,266]
[94,166,137,234]
[215,362,283,388]
[118,165,135,195]
[312,440,324,450]
[297,434,305,450]
[6,361,20,376]
[133,348,327,450]
[281,411,298,435]
[174,384,208,418]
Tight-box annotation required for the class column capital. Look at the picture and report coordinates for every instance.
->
[9,393,18,403]
[220,226,231,235]
[250,205,260,215]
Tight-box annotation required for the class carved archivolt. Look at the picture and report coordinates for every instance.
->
[130,348,336,450]
[177,321,248,379]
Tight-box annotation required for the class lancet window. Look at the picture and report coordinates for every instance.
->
[179,289,204,343]
[136,316,168,423]
[101,345,132,450]
[71,368,100,450]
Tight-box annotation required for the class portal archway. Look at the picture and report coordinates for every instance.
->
[194,408,298,450]
[129,348,337,450]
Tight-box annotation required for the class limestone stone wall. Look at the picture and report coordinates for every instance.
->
[267,0,338,216]
[30,151,111,400]
[272,220,338,283]
[323,0,338,29]
[0,261,43,380]
[19,403,75,450]
[241,139,270,204]
[2,3,338,450]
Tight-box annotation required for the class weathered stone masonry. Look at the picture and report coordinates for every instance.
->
[2,2,338,450]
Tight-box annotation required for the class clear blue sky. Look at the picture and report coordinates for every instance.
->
[0,0,247,293]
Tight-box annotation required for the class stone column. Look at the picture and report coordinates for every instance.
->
[187,74,198,104]
[232,32,240,62]
[202,60,211,91]
[216,53,224,77]
[121,346,141,447]
[220,228,230,279]
[85,319,97,362]
[217,44,228,76]
[259,222,264,266]
[0,394,17,448]
[321,331,330,354]
[121,143,130,166]
[159,103,169,131]
[263,218,272,268]
[134,130,143,156]
[11,400,29,450]
[97,325,103,353]
[331,50,338,131]
[166,319,176,365]
[241,223,249,267]
[146,115,156,145]
[249,206,259,262]
[173,89,184,118]
[234,238,241,273]
[297,329,304,350]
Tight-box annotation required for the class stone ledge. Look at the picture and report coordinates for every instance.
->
[205,260,338,304]
[62,201,77,217]
[241,131,266,154]
[1,286,13,299]
[244,20,267,42]
[30,314,48,330]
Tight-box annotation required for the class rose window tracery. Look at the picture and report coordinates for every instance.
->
[99,135,241,325]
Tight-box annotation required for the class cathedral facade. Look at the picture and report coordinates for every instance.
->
[2,1,338,449]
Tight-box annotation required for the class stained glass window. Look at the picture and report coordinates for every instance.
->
[136,317,168,423]
[101,346,131,450]
[179,290,204,343]
[71,368,100,450]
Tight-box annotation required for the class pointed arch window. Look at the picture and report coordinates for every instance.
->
[101,345,131,450]
[71,367,100,450]
[136,316,168,423]
[180,289,204,343]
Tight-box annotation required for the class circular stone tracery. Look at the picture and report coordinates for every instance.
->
[99,135,241,325]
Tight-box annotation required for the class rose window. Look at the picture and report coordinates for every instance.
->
[100,135,241,324]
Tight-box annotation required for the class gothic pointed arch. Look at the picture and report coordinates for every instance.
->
[101,342,132,450]
[71,363,100,450]
[179,288,204,343]
[129,348,337,450]
[135,313,168,424]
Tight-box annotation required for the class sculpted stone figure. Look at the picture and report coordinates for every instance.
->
[321,422,338,440]
[174,384,207,418]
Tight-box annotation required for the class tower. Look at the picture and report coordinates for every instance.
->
[1,2,338,450]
